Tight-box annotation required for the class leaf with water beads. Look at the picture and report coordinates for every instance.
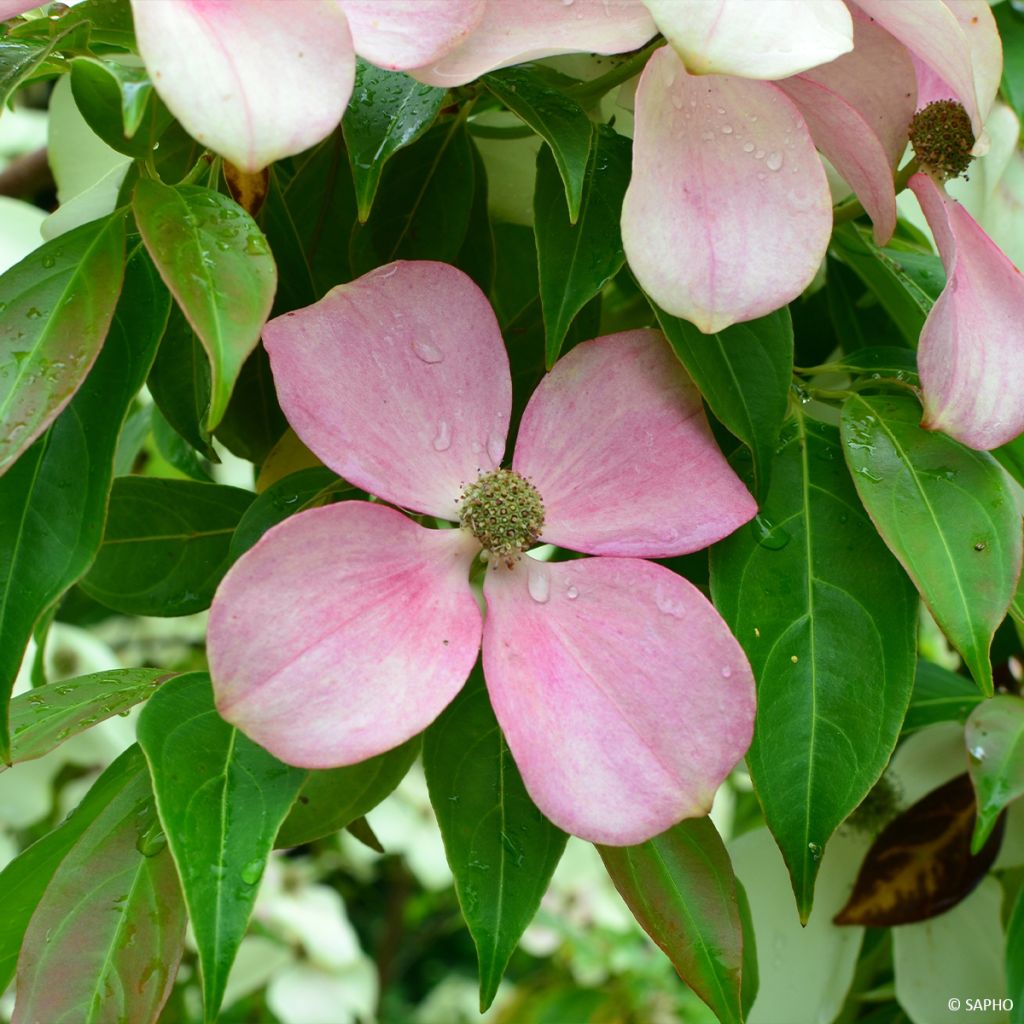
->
[964,695,1024,852]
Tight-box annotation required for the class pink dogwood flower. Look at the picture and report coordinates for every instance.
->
[207,260,758,845]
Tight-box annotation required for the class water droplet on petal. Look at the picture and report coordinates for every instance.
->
[566,585,579,600]
[766,151,784,171]
[527,562,550,604]
[411,339,443,364]
[721,666,733,678]
[720,124,733,134]
[743,142,755,153]
[432,420,452,452]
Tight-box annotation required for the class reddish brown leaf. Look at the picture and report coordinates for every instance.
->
[834,773,1004,926]
[224,161,269,216]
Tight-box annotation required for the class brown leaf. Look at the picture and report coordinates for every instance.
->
[834,773,1003,926]
[224,161,269,216]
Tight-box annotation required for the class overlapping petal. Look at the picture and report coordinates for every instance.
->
[910,173,1024,450]
[263,261,511,520]
[339,0,485,71]
[512,329,756,557]
[622,48,832,332]
[130,0,355,172]
[0,1,35,18]
[643,0,853,80]
[408,0,656,87]
[209,502,483,768]
[776,16,917,244]
[482,555,755,845]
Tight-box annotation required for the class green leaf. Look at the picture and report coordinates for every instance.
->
[276,736,420,848]
[151,406,213,481]
[0,745,147,993]
[829,224,943,346]
[1009,882,1024,1024]
[229,466,349,561]
[5,667,171,769]
[0,212,127,475]
[822,346,919,383]
[10,0,136,49]
[350,118,475,275]
[485,66,593,223]
[534,123,630,368]
[710,414,917,920]
[0,28,75,110]
[995,1,1024,122]
[343,60,445,221]
[210,345,287,465]
[14,744,187,1024]
[657,306,793,501]
[964,694,1024,852]
[456,138,496,295]
[424,668,568,1011]
[262,168,319,313]
[133,179,277,430]
[138,673,306,1024]
[599,818,746,1024]
[840,394,1022,696]
[80,476,254,616]
[0,250,168,761]
[902,660,983,735]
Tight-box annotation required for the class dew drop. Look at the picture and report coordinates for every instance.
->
[240,858,265,885]
[135,824,167,858]
[720,124,733,134]
[721,666,732,679]
[751,513,790,550]
[808,842,822,861]
[25,307,43,320]
[527,562,550,604]
[766,151,784,171]
[411,339,444,364]
[743,141,755,153]
[566,585,579,600]
[431,420,452,452]
[969,745,986,762]
[671,92,684,110]
[41,255,56,269]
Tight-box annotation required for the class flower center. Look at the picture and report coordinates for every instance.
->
[908,99,975,182]
[457,468,545,567]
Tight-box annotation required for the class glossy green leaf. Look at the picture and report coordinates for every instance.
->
[133,179,277,430]
[0,745,147,993]
[230,467,349,561]
[276,735,420,848]
[81,476,253,616]
[13,745,186,1024]
[10,0,136,49]
[456,138,496,295]
[5,668,171,769]
[343,60,445,221]
[424,668,568,1011]
[829,224,943,346]
[210,345,288,465]
[0,212,127,475]
[710,414,917,920]
[534,123,630,368]
[1008,882,1024,1024]
[819,346,918,383]
[902,660,984,735]
[657,306,793,501]
[0,27,75,110]
[995,0,1024,122]
[485,66,593,222]
[151,407,213,481]
[262,168,318,313]
[841,394,1022,696]
[599,817,746,1024]
[0,250,168,761]
[965,694,1024,852]
[350,118,475,275]
[138,673,306,1024]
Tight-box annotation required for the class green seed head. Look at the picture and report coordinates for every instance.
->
[458,469,545,567]
[908,100,975,182]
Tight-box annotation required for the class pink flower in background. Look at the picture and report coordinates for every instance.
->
[208,260,757,845]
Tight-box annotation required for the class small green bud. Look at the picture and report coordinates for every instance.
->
[458,469,545,567]
[908,100,975,182]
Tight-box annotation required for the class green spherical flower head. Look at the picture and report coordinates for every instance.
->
[458,469,545,567]
[908,100,975,182]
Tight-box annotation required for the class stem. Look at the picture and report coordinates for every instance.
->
[566,38,665,103]
[832,157,920,226]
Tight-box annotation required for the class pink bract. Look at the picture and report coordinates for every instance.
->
[209,260,757,845]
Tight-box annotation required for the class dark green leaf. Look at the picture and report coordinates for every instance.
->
[456,138,496,295]
[995,1,1024,122]
[0,27,75,110]
[210,344,287,465]
[151,406,213,481]
[841,394,1022,695]
[138,673,304,1023]
[485,66,593,222]
[0,250,168,760]
[657,306,793,501]
[0,745,146,993]
[276,736,420,848]
[964,695,1024,852]
[534,123,630,367]
[0,212,127,474]
[1008,882,1024,1024]
[81,477,254,616]
[424,668,567,1011]
[10,0,136,49]
[343,60,445,221]
[710,414,917,920]
[13,745,186,1024]
[6,668,171,768]
[133,179,277,430]
[736,879,758,1018]
[262,168,318,314]
[822,346,918,383]
[902,660,983,735]
[599,818,746,1024]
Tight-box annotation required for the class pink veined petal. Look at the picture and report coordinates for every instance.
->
[263,261,512,520]
[941,1,1001,126]
[0,1,36,18]
[850,0,986,138]
[910,173,1024,450]
[408,0,656,87]
[643,0,853,80]
[209,501,483,768]
[482,556,756,845]
[622,48,833,333]
[776,17,917,245]
[512,329,756,557]
[130,0,355,172]
[339,0,485,70]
